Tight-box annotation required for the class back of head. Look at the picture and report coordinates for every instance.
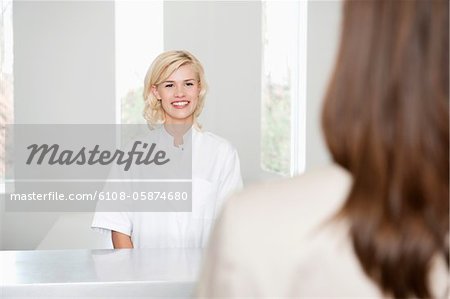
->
[322,0,449,297]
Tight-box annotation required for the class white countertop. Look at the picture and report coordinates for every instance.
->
[0,248,203,298]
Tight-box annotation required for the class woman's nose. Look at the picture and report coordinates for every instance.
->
[175,85,185,97]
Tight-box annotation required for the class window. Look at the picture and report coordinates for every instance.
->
[115,1,163,124]
[261,1,307,177]
[0,0,13,193]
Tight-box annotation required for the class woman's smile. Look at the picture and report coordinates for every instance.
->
[171,100,190,109]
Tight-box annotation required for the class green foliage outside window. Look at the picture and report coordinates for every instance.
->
[121,86,145,124]
[261,79,291,176]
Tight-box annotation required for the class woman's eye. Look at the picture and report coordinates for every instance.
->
[186,82,194,86]
[164,84,173,88]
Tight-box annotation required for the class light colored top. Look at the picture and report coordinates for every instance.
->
[91,127,243,248]
[196,164,449,298]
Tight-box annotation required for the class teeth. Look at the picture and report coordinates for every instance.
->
[172,101,189,106]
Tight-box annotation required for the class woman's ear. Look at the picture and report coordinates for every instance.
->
[151,85,160,100]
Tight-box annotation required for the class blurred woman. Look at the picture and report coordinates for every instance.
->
[92,50,242,248]
[196,0,449,297]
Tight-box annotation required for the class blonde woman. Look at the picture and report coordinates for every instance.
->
[92,50,243,248]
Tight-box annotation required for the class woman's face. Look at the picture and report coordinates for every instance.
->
[152,64,200,125]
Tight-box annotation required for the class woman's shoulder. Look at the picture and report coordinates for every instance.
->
[228,164,351,216]
[218,164,352,249]
[206,165,376,297]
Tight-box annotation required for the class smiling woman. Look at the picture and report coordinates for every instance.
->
[144,51,207,130]
[92,50,243,249]
[151,64,200,126]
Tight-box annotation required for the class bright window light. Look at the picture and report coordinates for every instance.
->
[115,1,163,124]
[261,1,307,177]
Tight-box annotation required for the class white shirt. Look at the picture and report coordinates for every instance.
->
[91,126,243,248]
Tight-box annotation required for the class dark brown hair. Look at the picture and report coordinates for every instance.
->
[322,0,449,297]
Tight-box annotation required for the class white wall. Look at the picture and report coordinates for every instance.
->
[14,1,115,125]
[164,1,263,183]
[2,1,115,250]
[305,0,342,170]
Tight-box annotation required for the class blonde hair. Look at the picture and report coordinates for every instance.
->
[143,50,207,129]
